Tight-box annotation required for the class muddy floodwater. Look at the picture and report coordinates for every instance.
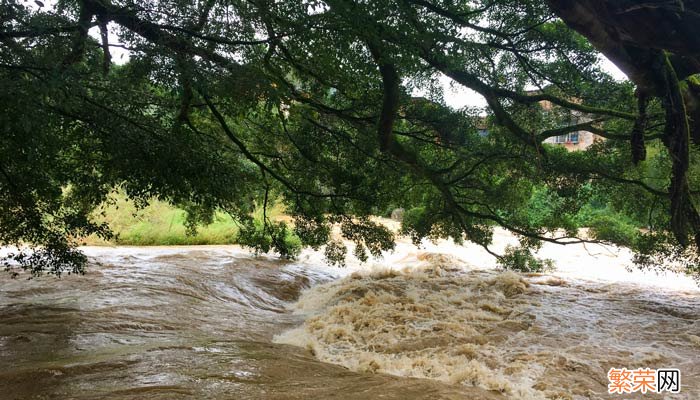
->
[1,236,699,399]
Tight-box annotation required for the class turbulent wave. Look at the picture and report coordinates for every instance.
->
[275,253,700,399]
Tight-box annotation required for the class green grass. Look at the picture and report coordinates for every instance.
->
[84,195,242,246]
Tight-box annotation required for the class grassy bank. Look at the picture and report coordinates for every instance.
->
[84,195,256,246]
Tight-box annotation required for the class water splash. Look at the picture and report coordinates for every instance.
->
[276,252,700,399]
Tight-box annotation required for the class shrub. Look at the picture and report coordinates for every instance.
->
[498,245,554,273]
[587,214,640,247]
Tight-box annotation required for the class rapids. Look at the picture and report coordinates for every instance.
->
[1,232,699,399]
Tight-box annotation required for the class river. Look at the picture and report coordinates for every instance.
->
[1,232,698,399]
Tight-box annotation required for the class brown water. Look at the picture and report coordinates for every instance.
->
[1,245,699,399]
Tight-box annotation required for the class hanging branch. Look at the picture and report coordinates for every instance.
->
[97,15,111,76]
[367,40,400,152]
[631,89,649,164]
[653,51,700,248]
[62,2,94,65]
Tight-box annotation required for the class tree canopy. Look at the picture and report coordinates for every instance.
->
[1,0,699,276]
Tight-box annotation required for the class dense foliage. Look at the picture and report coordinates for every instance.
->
[1,0,698,276]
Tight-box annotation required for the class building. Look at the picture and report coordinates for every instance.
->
[534,97,602,151]
[473,92,603,151]
[541,114,601,151]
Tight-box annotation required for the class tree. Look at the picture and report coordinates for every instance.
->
[0,0,697,276]
[546,0,700,271]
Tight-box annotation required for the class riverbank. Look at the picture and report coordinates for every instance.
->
[82,195,285,246]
